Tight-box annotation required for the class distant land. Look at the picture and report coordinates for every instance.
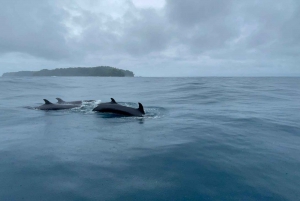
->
[2,66,134,77]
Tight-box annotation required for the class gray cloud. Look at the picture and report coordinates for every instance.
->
[0,0,299,76]
[0,0,70,60]
[166,0,234,28]
[120,9,171,56]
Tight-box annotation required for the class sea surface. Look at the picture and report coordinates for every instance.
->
[0,77,299,201]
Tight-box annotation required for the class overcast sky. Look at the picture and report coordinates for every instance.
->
[1,0,299,76]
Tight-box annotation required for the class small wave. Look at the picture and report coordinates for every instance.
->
[143,106,167,119]
[70,100,101,114]
[23,106,37,110]
[92,100,101,105]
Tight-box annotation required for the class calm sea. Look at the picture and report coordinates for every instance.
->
[0,77,299,201]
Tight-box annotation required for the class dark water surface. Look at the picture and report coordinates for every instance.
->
[0,77,299,201]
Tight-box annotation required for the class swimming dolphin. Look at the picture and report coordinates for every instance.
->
[56,98,94,105]
[92,98,145,117]
[36,99,80,110]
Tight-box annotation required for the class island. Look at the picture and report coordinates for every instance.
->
[2,66,134,77]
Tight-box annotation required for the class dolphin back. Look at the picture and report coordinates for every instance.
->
[56,98,83,105]
[93,98,145,116]
[56,98,65,103]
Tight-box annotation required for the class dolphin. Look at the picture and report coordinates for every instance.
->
[92,98,145,117]
[56,98,94,105]
[36,99,80,110]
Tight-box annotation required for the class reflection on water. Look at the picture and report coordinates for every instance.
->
[0,77,300,201]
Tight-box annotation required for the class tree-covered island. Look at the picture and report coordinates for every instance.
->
[2,66,134,77]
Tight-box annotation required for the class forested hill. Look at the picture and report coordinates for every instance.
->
[2,66,134,77]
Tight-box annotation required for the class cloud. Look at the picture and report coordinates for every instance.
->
[0,0,299,76]
[131,0,165,9]
[0,0,70,60]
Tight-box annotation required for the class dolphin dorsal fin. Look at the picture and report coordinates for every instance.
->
[43,99,53,105]
[138,102,145,114]
[56,98,64,103]
[111,98,117,104]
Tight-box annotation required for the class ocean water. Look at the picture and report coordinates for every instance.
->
[0,77,299,201]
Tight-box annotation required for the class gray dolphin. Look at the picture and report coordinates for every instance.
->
[56,98,94,105]
[36,99,80,110]
[92,98,145,117]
